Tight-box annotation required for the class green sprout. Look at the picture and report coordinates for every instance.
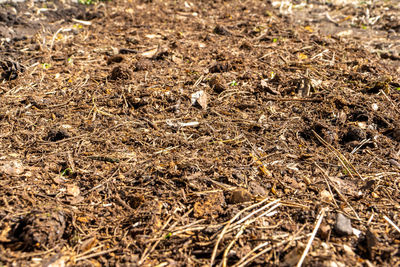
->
[272,38,278,43]
[230,80,238,86]
[165,232,172,239]
[42,63,51,69]
[60,168,73,177]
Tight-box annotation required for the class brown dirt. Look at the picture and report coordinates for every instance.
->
[0,0,400,266]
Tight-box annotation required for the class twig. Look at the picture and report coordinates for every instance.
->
[222,224,247,267]
[222,202,281,267]
[233,241,269,267]
[312,130,364,180]
[380,89,400,114]
[315,163,360,221]
[235,234,310,267]
[297,208,326,267]
[138,216,173,265]
[262,97,323,102]
[384,215,400,234]
[315,163,339,209]
[75,247,118,262]
[84,168,119,195]
[210,198,279,266]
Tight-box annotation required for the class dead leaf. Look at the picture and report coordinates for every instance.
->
[191,90,208,109]
[66,184,80,197]
[227,188,252,204]
[141,47,158,58]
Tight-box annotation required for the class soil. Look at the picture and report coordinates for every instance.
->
[0,0,400,266]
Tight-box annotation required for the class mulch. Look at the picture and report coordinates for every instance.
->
[0,0,399,266]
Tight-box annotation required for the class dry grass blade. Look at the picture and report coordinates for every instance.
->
[312,130,364,180]
[138,216,173,265]
[209,198,280,266]
[315,163,360,220]
[1,0,399,266]
[384,215,400,234]
[222,202,281,267]
[297,208,326,267]
[75,247,118,262]
[232,241,269,267]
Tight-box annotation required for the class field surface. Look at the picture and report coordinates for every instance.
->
[0,0,400,266]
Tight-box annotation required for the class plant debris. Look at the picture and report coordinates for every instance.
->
[0,0,399,265]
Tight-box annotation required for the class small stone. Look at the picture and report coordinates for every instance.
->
[106,55,124,65]
[213,25,231,36]
[334,213,353,236]
[110,66,131,80]
[209,61,231,73]
[371,192,379,198]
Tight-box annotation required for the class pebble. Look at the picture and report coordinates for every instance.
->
[334,213,353,236]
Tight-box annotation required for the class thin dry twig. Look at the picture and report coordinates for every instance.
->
[315,163,360,221]
[209,198,280,266]
[312,130,364,180]
[138,216,173,265]
[384,215,400,234]
[297,208,326,267]
[75,247,118,262]
[222,202,281,267]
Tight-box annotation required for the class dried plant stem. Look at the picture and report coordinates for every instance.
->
[312,130,363,180]
[75,247,118,262]
[138,216,173,265]
[315,163,360,221]
[384,215,400,234]
[210,198,279,266]
[297,208,326,267]
[222,202,281,267]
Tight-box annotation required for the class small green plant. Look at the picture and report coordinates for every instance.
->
[396,87,400,91]
[272,38,278,43]
[165,232,172,239]
[60,168,73,177]
[42,63,51,69]
[230,80,238,86]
